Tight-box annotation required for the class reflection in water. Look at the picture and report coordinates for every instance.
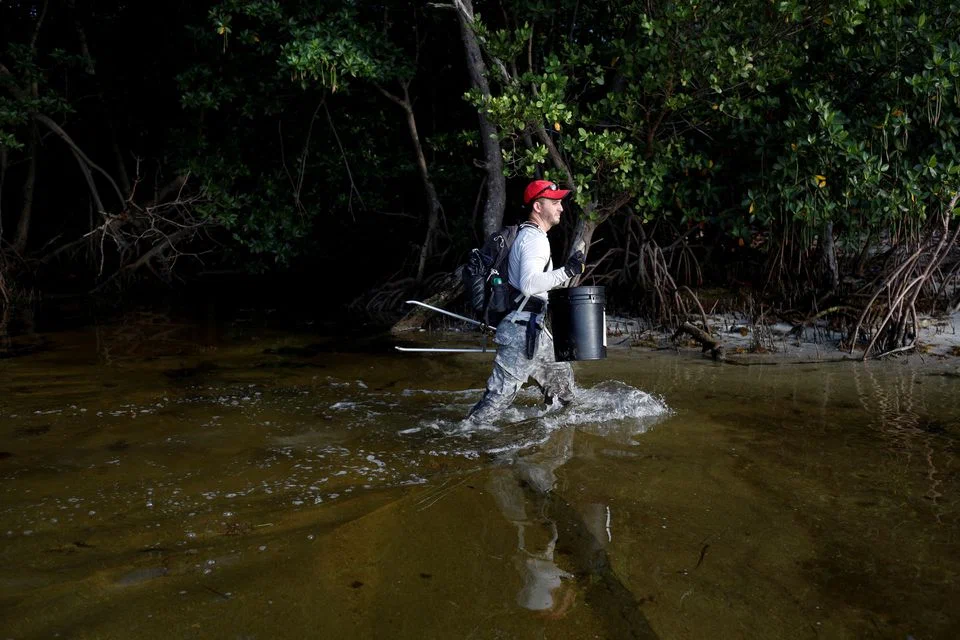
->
[436,379,667,616]
[852,365,954,517]
[488,428,576,613]
[487,424,660,638]
[487,413,662,639]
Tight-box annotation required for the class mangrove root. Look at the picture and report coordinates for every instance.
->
[850,193,960,360]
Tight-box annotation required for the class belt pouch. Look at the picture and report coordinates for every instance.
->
[525,313,541,359]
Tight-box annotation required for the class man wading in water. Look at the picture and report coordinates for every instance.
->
[466,180,586,425]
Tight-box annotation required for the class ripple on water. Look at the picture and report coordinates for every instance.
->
[2,375,669,545]
[114,566,169,587]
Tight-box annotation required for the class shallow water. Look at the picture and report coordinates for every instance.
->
[1,317,958,639]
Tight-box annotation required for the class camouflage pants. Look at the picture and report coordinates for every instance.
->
[467,315,576,424]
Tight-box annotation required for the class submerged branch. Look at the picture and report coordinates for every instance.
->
[672,321,724,361]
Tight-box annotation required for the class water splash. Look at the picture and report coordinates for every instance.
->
[546,380,671,444]
[398,380,671,457]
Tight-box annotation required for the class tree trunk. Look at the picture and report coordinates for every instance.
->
[402,99,442,283]
[822,221,839,293]
[12,0,48,254]
[35,113,119,212]
[0,144,7,240]
[567,208,611,287]
[570,215,597,260]
[68,0,131,198]
[378,84,443,283]
[456,0,505,236]
[13,123,39,253]
[389,281,465,334]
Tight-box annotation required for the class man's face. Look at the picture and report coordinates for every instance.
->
[534,197,564,230]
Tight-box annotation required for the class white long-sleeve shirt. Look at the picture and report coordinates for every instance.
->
[508,224,570,307]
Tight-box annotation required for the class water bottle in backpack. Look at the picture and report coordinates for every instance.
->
[488,274,510,316]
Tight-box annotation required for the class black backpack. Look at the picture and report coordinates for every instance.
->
[462,225,520,326]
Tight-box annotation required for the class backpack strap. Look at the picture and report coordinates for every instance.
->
[511,223,551,320]
[488,225,517,276]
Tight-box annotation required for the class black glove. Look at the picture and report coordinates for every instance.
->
[564,250,585,278]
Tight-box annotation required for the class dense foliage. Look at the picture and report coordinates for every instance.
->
[1,0,958,329]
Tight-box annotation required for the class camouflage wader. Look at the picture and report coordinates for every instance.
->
[467,314,575,424]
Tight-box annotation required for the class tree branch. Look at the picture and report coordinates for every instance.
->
[29,0,49,51]
[324,102,365,218]
[34,114,126,209]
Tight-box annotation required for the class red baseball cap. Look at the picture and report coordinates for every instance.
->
[523,180,571,205]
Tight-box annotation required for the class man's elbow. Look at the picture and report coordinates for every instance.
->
[519,281,540,298]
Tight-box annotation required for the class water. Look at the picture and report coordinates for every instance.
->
[1,317,958,638]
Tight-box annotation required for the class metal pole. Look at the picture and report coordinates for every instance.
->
[404,300,489,329]
[394,346,493,353]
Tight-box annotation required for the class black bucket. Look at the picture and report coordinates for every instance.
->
[548,286,606,362]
